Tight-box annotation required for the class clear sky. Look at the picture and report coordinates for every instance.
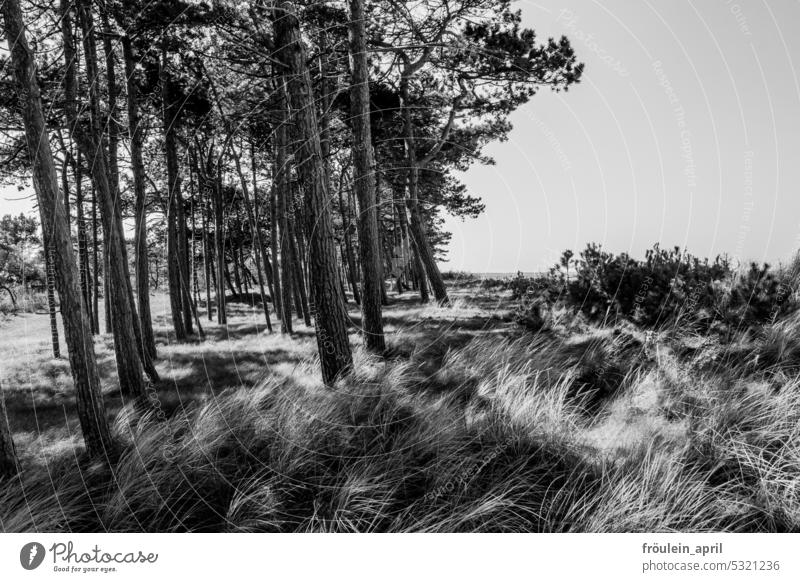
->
[444,0,800,273]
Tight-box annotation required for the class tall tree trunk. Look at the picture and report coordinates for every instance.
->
[236,151,272,331]
[91,184,99,333]
[269,172,283,321]
[199,156,213,321]
[250,142,277,301]
[399,77,449,305]
[73,0,145,397]
[103,256,111,333]
[75,151,94,331]
[374,171,390,306]
[274,92,293,333]
[100,8,152,375]
[213,165,227,324]
[4,0,114,456]
[190,172,199,307]
[0,381,18,480]
[123,36,158,361]
[160,49,190,340]
[273,1,353,384]
[348,0,385,351]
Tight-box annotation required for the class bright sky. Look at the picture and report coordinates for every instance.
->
[444,0,800,273]
[3,1,799,276]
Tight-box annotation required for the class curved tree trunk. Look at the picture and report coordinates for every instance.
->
[399,77,449,305]
[4,0,114,457]
[273,1,353,384]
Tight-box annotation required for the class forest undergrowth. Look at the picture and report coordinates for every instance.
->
[3,273,800,533]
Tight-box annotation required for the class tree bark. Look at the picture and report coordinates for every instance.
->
[290,221,311,327]
[45,243,60,358]
[72,0,146,396]
[269,170,283,322]
[274,92,294,334]
[273,0,353,384]
[348,0,385,351]
[213,163,227,324]
[4,0,114,457]
[100,8,152,370]
[91,184,99,333]
[195,148,214,321]
[123,36,158,361]
[75,151,94,332]
[160,49,190,340]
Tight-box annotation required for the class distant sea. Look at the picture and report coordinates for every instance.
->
[463,272,544,278]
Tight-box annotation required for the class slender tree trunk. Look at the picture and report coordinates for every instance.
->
[290,223,311,326]
[348,0,385,351]
[75,151,94,331]
[101,9,152,374]
[269,173,282,321]
[103,256,111,332]
[123,36,158,361]
[275,92,293,333]
[250,142,277,302]
[160,49,190,340]
[236,152,272,331]
[92,185,99,333]
[201,169,213,321]
[399,77,449,305]
[273,1,352,384]
[5,0,113,456]
[73,0,145,396]
[232,245,243,296]
[190,172,199,307]
[374,171,390,306]
[45,243,60,358]
[213,164,227,324]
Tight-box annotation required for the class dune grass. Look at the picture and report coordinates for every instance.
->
[1,282,800,532]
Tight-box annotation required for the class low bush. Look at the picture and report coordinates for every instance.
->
[511,244,800,330]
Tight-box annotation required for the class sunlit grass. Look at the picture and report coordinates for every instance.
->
[2,283,800,532]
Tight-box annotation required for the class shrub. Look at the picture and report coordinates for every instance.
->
[511,244,799,330]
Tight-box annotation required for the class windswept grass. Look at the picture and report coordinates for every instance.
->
[2,281,800,532]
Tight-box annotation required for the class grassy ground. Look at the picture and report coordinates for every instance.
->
[1,279,799,532]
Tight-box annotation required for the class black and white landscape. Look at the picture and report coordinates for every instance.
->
[1,0,799,534]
